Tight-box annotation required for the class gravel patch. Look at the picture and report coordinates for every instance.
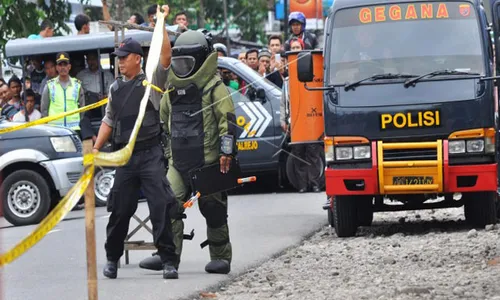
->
[204,208,500,300]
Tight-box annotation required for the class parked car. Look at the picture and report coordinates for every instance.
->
[0,118,84,226]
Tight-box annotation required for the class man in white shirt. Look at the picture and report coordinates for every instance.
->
[12,89,41,122]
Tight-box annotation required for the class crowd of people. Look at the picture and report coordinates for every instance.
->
[0,2,329,281]
[0,7,323,195]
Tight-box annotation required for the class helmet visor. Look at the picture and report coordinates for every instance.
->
[171,56,196,78]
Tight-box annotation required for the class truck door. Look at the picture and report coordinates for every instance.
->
[218,67,279,171]
[491,0,500,76]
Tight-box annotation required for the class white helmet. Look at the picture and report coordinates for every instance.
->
[213,43,227,56]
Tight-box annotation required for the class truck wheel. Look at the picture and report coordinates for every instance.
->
[1,170,51,226]
[94,168,115,207]
[357,197,374,226]
[332,196,358,237]
[463,192,497,227]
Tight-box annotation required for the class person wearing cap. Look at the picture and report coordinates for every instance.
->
[257,49,283,88]
[92,5,179,280]
[40,52,85,132]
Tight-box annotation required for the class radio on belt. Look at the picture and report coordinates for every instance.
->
[220,135,234,155]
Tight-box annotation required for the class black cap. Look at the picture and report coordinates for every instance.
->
[56,52,70,64]
[112,38,144,57]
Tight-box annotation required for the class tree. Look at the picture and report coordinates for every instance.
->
[0,0,88,68]
[107,0,268,43]
[230,0,268,43]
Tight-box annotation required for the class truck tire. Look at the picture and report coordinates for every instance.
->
[463,192,497,227]
[333,196,358,237]
[1,170,51,226]
[357,197,374,226]
[94,168,115,207]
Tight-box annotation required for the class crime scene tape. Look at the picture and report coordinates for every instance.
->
[0,7,167,267]
[0,163,94,266]
[0,98,108,134]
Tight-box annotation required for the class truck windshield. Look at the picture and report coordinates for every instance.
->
[328,2,485,86]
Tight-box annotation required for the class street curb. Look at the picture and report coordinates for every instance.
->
[176,221,328,300]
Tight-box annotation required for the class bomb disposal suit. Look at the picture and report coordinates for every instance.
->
[139,30,237,274]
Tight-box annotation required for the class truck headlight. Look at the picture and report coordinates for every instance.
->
[354,146,371,159]
[466,139,484,153]
[335,147,353,160]
[449,140,466,154]
[50,136,77,152]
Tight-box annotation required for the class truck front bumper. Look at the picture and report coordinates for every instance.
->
[325,140,497,196]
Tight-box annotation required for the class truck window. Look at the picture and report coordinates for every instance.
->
[328,2,485,86]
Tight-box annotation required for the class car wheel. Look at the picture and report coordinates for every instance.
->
[94,168,115,207]
[1,170,51,226]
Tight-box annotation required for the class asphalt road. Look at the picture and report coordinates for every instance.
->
[0,189,326,300]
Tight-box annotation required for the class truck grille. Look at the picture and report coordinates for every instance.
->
[71,135,83,153]
[383,148,438,161]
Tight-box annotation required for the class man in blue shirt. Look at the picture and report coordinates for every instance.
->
[27,19,54,40]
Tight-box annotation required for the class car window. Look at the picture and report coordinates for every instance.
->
[218,67,250,101]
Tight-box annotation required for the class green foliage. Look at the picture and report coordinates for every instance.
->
[109,0,268,42]
[0,0,86,57]
[230,0,268,43]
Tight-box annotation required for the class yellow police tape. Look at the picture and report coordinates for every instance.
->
[0,7,167,267]
[0,98,109,134]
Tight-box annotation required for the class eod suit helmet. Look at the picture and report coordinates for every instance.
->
[171,30,214,78]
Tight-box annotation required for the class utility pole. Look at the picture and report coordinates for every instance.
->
[283,0,288,41]
[115,0,124,78]
[223,0,230,56]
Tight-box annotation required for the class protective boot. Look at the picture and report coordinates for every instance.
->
[139,252,163,271]
[103,261,118,279]
[139,216,185,271]
[205,259,231,274]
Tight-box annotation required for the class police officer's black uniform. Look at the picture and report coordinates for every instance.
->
[97,38,178,280]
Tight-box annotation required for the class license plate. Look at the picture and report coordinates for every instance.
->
[392,176,433,185]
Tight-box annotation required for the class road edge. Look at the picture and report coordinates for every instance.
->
[177,221,329,300]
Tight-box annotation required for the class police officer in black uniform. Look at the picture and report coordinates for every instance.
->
[92,5,179,280]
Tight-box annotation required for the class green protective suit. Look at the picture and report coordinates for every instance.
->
[160,51,235,267]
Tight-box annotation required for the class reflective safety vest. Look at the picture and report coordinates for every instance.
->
[47,77,81,130]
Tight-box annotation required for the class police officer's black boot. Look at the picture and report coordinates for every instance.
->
[163,262,179,279]
[103,261,118,279]
[205,259,231,274]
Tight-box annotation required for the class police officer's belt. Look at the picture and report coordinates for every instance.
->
[115,135,161,153]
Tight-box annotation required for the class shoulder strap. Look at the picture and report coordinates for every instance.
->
[204,77,224,124]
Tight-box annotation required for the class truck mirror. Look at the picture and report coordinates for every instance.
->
[297,51,314,82]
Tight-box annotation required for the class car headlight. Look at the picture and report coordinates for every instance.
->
[50,136,77,152]
[354,146,371,159]
[335,147,353,160]
[449,140,466,154]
